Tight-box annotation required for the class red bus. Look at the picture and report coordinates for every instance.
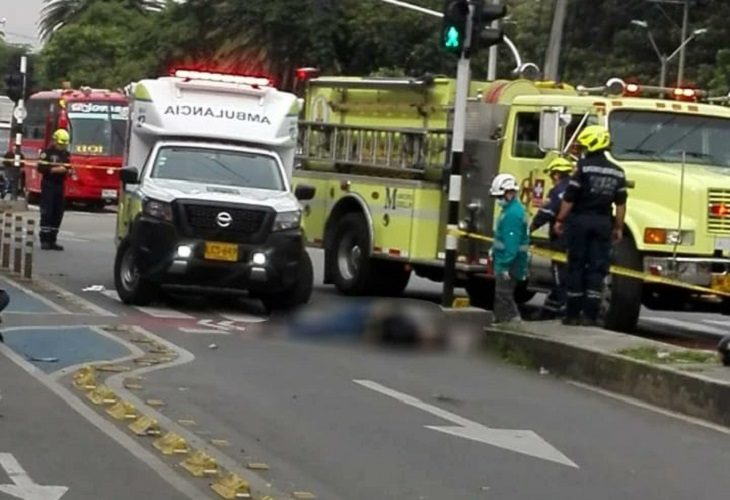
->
[17,87,129,207]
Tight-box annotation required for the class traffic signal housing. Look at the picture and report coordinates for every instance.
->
[441,0,469,55]
[3,73,23,103]
[470,0,507,55]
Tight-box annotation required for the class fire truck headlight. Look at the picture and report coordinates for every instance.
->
[143,199,174,222]
[273,210,301,232]
[644,228,694,246]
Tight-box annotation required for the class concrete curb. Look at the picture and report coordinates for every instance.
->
[483,325,730,428]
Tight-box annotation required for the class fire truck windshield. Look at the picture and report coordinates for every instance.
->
[610,110,730,168]
[67,101,128,157]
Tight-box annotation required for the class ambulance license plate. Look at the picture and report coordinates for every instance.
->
[102,189,118,199]
[204,242,239,262]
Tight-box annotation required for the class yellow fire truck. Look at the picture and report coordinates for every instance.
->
[293,75,730,332]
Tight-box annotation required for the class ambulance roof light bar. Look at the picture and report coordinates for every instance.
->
[173,70,272,88]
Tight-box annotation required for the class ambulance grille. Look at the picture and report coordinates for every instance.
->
[708,189,730,235]
[183,204,267,236]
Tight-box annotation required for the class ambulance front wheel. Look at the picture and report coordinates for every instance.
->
[114,238,159,306]
[259,251,314,311]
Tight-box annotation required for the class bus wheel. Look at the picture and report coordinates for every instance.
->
[603,237,642,332]
[114,238,158,306]
[465,276,495,310]
[329,213,377,295]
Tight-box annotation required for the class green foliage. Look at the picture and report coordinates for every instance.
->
[37,1,157,88]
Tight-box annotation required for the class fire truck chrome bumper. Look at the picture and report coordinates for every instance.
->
[643,256,730,286]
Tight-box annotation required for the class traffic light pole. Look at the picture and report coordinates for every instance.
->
[441,6,473,308]
[12,56,27,200]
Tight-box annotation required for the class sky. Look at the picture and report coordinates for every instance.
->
[1,0,44,49]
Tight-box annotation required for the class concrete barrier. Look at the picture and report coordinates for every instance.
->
[0,211,36,280]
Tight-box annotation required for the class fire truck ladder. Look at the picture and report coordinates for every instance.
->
[297,121,452,178]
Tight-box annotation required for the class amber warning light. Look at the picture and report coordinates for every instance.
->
[710,203,730,218]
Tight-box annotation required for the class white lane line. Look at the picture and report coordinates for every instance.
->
[0,453,68,500]
[36,278,116,317]
[219,313,269,323]
[567,381,730,436]
[0,275,72,315]
[106,326,287,497]
[642,316,727,337]
[134,306,195,320]
[0,339,202,499]
[354,379,578,468]
[703,319,730,328]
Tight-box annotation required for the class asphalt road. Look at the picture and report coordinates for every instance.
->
[1,207,729,500]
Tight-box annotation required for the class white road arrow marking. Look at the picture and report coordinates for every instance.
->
[178,319,248,335]
[354,380,578,468]
[0,453,68,500]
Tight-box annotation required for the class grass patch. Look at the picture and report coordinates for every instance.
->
[618,346,717,365]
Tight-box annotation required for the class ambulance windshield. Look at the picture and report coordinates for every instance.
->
[151,146,285,191]
[609,110,730,167]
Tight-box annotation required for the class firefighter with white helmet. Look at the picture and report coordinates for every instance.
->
[555,125,628,326]
[529,156,575,319]
[489,173,529,325]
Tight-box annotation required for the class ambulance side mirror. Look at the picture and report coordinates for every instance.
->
[538,108,569,152]
[294,184,316,201]
[120,166,140,185]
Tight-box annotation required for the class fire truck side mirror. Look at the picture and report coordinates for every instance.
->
[538,108,566,152]
[120,166,140,185]
[294,184,316,201]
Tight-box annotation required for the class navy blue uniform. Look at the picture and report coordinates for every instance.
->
[530,177,570,316]
[562,152,627,322]
[38,147,70,248]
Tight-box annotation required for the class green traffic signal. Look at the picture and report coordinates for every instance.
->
[441,0,468,55]
[444,26,461,49]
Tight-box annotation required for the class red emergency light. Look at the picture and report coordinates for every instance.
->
[295,67,320,81]
[710,203,730,218]
[672,87,699,102]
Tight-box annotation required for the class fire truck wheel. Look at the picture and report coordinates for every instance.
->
[372,260,411,296]
[114,238,158,306]
[465,277,495,310]
[603,237,642,332]
[259,251,314,310]
[330,213,377,295]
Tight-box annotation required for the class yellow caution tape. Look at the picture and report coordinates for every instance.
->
[449,229,730,298]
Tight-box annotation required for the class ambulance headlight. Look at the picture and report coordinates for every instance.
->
[272,210,301,232]
[143,199,173,222]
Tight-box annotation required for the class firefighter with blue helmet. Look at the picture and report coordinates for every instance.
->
[530,156,574,319]
[554,125,628,327]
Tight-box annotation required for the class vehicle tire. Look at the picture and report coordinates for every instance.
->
[642,285,686,311]
[260,251,314,310]
[114,238,158,306]
[329,213,377,295]
[465,276,495,310]
[514,281,536,304]
[372,260,411,296]
[603,237,642,332]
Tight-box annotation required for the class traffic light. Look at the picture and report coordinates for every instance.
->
[3,73,23,103]
[441,0,469,55]
[470,0,507,55]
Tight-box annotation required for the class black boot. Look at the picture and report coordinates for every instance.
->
[41,241,52,250]
[50,242,64,251]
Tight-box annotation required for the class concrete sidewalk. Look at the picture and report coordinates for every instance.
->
[483,321,730,427]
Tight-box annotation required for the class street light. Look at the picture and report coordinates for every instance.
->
[631,19,707,88]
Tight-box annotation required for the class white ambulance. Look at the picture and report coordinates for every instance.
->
[115,70,315,310]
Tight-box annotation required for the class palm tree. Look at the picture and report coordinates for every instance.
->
[38,0,164,41]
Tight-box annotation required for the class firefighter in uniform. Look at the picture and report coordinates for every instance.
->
[38,129,72,251]
[554,125,627,326]
[489,173,530,325]
[529,157,574,319]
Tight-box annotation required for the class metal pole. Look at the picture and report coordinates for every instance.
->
[677,0,689,86]
[23,218,34,280]
[2,212,11,269]
[12,56,27,201]
[544,0,568,81]
[13,215,22,274]
[660,55,668,88]
[442,4,474,308]
[487,0,499,80]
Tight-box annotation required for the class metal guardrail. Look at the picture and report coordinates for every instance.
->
[0,211,35,280]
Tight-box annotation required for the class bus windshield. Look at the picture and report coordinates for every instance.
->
[609,110,730,168]
[67,101,128,157]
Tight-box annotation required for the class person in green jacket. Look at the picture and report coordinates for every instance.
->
[489,173,529,325]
